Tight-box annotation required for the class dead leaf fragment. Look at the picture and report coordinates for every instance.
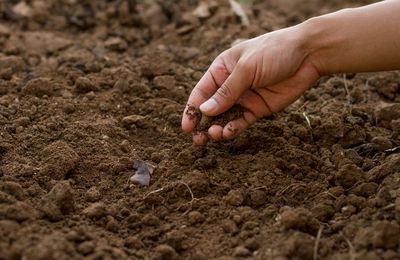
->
[229,0,250,27]
[130,160,155,186]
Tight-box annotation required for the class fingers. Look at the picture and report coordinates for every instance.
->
[200,61,253,117]
[181,56,232,133]
[192,132,209,146]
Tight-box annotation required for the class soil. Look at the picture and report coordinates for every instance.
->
[195,105,245,132]
[1,0,399,260]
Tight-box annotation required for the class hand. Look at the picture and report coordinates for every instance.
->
[182,26,321,145]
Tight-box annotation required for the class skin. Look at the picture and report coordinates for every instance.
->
[182,0,400,145]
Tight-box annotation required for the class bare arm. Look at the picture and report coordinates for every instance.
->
[306,0,400,75]
[182,0,400,145]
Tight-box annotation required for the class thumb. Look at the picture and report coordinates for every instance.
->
[199,62,252,116]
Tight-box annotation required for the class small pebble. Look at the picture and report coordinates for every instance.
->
[153,244,178,260]
[188,211,205,225]
[120,140,130,152]
[221,219,238,234]
[225,190,244,206]
[125,236,142,249]
[233,246,251,257]
[85,187,101,202]
[106,217,119,232]
[142,214,160,226]
[82,202,108,219]
[77,241,95,255]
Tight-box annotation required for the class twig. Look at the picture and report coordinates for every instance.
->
[143,187,164,200]
[382,203,395,211]
[295,100,309,112]
[141,181,199,215]
[277,182,306,196]
[313,226,324,260]
[342,74,353,113]
[228,0,250,26]
[177,181,197,215]
[343,236,355,260]
[303,112,314,142]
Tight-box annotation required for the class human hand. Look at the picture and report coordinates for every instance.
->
[182,26,320,145]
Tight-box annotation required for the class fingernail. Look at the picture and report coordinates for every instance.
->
[200,99,217,113]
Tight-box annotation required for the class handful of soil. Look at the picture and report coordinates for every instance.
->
[196,105,245,132]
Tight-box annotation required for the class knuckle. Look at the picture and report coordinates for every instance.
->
[216,84,234,101]
[237,59,252,72]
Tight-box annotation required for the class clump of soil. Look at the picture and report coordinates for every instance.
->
[196,105,245,131]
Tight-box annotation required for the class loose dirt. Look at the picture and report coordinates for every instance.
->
[1,0,399,259]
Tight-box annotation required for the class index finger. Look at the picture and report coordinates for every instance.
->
[181,57,231,133]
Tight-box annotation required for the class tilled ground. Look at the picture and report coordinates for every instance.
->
[1,0,399,259]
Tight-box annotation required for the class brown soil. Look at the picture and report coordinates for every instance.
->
[1,1,399,260]
[196,105,245,132]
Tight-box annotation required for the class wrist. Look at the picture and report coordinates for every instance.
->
[297,11,348,76]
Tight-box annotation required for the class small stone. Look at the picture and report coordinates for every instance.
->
[120,140,130,152]
[165,230,187,251]
[153,244,178,260]
[244,238,260,251]
[242,221,259,231]
[221,219,238,234]
[188,211,204,225]
[85,187,101,202]
[63,103,75,114]
[125,236,142,249]
[82,202,108,219]
[193,3,211,19]
[142,214,160,226]
[122,115,147,129]
[341,205,357,216]
[371,136,392,151]
[114,78,130,93]
[86,91,95,100]
[106,217,120,232]
[77,241,95,255]
[75,77,97,93]
[232,215,242,225]
[248,189,267,207]
[225,189,244,206]
[233,246,251,257]
[105,37,127,52]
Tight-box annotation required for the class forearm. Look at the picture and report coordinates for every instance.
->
[300,0,400,75]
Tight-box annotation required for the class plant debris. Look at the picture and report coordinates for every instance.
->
[130,159,156,186]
